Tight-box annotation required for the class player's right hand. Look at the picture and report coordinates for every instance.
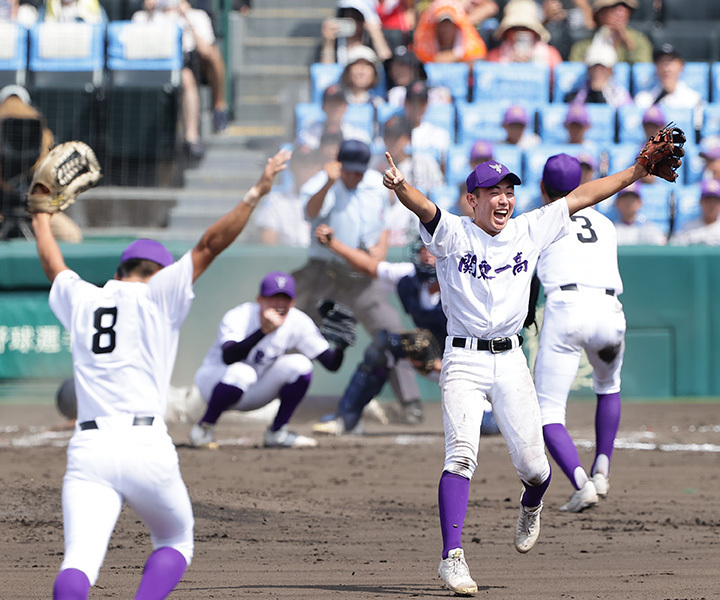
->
[315,224,334,246]
[324,160,342,183]
[256,148,291,196]
[260,307,286,334]
[383,152,405,190]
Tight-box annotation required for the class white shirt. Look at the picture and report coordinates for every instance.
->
[198,303,329,378]
[634,81,703,110]
[420,201,570,338]
[255,191,311,247]
[132,7,215,53]
[49,251,195,423]
[411,121,451,154]
[614,220,667,246]
[669,218,720,246]
[537,206,624,294]
[376,261,441,309]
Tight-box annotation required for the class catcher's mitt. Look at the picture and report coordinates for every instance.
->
[317,299,357,348]
[26,141,102,214]
[399,328,441,374]
[636,123,685,182]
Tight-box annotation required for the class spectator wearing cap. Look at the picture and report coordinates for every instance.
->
[564,43,632,107]
[637,105,667,185]
[568,0,652,65]
[292,138,423,418]
[320,0,391,65]
[413,0,487,64]
[612,183,667,245]
[634,44,703,111]
[403,80,452,155]
[576,152,597,183]
[670,180,720,246]
[385,45,453,107]
[502,105,541,149]
[340,45,384,106]
[699,145,720,182]
[456,140,495,216]
[564,104,593,146]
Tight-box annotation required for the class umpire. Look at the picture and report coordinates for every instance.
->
[292,139,423,424]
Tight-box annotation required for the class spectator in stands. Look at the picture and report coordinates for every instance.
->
[403,80,451,155]
[564,43,632,107]
[568,0,652,65]
[638,105,667,185]
[40,0,107,23]
[670,180,720,246]
[612,183,667,245]
[320,1,392,65]
[539,0,595,59]
[339,45,385,106]
[456,139,495,216]
[486,0,562,73]
[564,103,592,145]
[0,0,38,27]
[385,45,453,107]
[699,145,720,182]
[501,104,541,149]
[318,129,345,163]
[377,0,415,33]
[634,43,703,111]
[413,0,487,64]
[415,0,499,27]
[576,151,597,183]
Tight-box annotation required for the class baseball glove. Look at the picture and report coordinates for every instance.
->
[399,328,441,374]
[317,298,357,348]
[26,141,102,214]
[636,123,686,182]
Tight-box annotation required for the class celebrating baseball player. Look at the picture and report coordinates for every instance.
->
[311,224,499,436]
[189,270,348,449]
[29,141,290,599]
[382,122,683,595]
[533,154,626,512]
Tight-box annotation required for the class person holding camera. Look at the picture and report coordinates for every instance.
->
[320,1,392,65]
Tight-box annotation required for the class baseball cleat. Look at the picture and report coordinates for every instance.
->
[312,416,364,436]
[514,502,543,553]
[264,425,318,448]
[398,399,424,425]
[438,548,478,596]
[189,422,219,450]
[559,481,599,513]
[591,472,609,498]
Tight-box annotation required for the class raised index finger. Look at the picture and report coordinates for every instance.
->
[385,152,396,169]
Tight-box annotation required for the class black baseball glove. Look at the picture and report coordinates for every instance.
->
[399,329,441,374]
[636,123,685,182]
[317,298,357,348]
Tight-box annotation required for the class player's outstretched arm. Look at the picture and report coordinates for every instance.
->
[191,148,291,282]
[315,224,381,278]
[383,152,437,223]
[31,213,69,283]
[565,163,647,216]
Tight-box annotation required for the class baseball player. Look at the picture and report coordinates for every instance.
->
[189,270,347,449]
[32,148,290,599]
[382,148,664,596]
[311,223,499,436]
[532,154,626,513]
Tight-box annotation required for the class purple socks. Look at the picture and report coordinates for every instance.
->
[200,382,243,425]
[543,422,582,487]
[593,391,621,474]
[438,471,470,559]
[53,568,90,600]
[271,372,312,432]
[135,547,187,600]
[521,466,551,507]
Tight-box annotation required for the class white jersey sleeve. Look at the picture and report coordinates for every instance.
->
[375,261,416,291]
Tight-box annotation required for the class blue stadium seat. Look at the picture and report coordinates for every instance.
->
[523,144,597,190]
[456,100,540,145]
[295,102,375,141]
[429,185,460,213]
[712,64,720,104]
[637,184,672,231]
[601,142,639,174]
[473,62,550,104]
[632,61,710,101]
[513,188,542,216]
[309,62,387,104]
[617,105,694,145]
[445,142,522,187]
[538,104,617,144]
[552,61,630,103]
[701,102,720,139]
[377,102,455,143]
[682,144,705,185]
[0,22,28,88]
[424,62,470,102]
[671,184,702,232]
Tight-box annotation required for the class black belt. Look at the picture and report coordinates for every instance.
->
[451,335,523,353]
[560,283,615,296]
[79,416,155,430]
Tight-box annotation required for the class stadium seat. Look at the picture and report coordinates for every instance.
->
[377,102,456,143]
[309,62,387,104]
[632,61,709,101]
[552,61,630,103]
[473,62,550,104]
[456,100,540,145]
[0,22,28,88]
[424,62,470,102]
[671,184,702,233]
[602,142,639,174]
[429,184,460,213]
[660,0,720,21]
[701,102,720,140]
[711,64,720,104]
[636,184,672,231]
[523,143,596,190]
[617,105,694,145]
[650,22,720,63]
[512,187,541,216]
[537,103,617,145]
[295,102,375,141]
[445,142,522,187]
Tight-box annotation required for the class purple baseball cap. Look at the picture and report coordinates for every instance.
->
[564,104,590,126]
[260,271,296,298]
[542,153,582,192]
[700,179,720,199]
[700,146,720,161]
[503,105,528,126]
[120,239,174,267]
[576,152,596,169]
[617,181,642,198]
[470,140,494,162]
[466,161,521,192]
[642,105,666,126]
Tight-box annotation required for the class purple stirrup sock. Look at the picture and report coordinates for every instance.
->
[438,471,470,559]
[521,465,551,507]
[134,547,187,600]
[593,392,621,472]
[200,382,243,425]
[271,372,312,432]
[53,568,90,600]
[543,423,583,488]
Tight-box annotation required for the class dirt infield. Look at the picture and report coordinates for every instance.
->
[1,398,719,599]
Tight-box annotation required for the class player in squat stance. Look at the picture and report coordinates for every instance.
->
[382,127,681,594]
[32,147,290,600]
[533,154,625,512]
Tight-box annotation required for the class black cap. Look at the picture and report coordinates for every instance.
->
[392,45,416,66]
[337,139,370,172]
[653,43,682,62]
[383,115,412,140]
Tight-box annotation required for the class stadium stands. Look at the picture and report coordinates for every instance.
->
[0,22,28,88]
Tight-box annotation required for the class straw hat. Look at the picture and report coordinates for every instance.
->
[494,0,551,43]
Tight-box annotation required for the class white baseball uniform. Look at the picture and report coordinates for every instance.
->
[534,207,626,426]
[194,303,329,412]
[48,252,196,585]
[420,201,570,482]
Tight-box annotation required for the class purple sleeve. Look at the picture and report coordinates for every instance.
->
[316,346,345,372]
[421,206,441,236]
[222,329,266,364]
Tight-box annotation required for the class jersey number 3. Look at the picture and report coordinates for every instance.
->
[571,215,598,243]
[92,307,118,354]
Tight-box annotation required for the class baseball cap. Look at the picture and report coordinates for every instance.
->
[437,11,455,23]
[617,181,642,198]
[585,43,617,68]
[405,80,429,102]
[642,105,666,126]
[653,43,682,62]
[120,239,174,267]
[345,44,379,67]
[337,139,370,172]
[466,161,521,192]
[470,140,494,162]
[323,84,347,103]
[542,154,582,192]
[503,105,528,126]
[576,152,596,169]
[592,0,638,12]
[391,44,416,66]
[700,179,720,199]
[700,146,720,161]
[564,104,590,127]
[0,85,31,105]
[260,271,296,298]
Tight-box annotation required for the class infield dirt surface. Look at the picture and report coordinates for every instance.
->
[1,398,719,599]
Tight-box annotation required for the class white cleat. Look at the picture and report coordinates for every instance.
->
[189,422,219,450]
[560,481,599,513]
[591,472,610,498]
[312,417,364,436]
[438,548,478,596]
[515,502,543,553]
[264,425,318,448]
